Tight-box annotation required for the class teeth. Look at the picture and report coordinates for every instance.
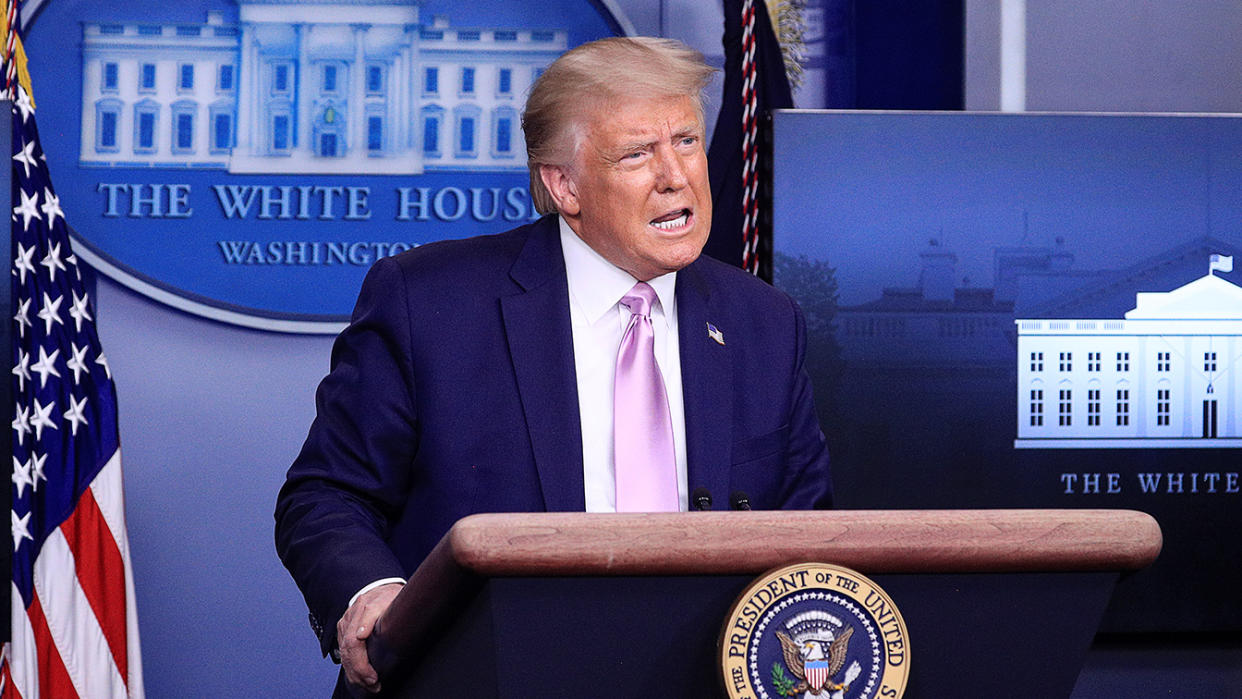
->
[651,212,688,230]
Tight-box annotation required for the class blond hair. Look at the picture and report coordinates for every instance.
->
[522,37,715,215]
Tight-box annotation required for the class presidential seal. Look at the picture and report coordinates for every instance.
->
[719,563,910,699]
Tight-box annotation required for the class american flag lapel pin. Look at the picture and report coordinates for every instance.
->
[706,322,725,346]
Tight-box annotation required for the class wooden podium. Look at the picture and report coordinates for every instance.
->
[367,510,1160,698]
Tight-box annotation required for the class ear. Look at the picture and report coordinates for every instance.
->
[539,164,580,217]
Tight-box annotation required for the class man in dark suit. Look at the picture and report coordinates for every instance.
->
[275,36,832,696]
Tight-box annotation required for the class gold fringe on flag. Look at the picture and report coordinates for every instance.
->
[1,0,36,105]
[765,0,807,91]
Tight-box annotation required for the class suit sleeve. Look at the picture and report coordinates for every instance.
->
[274,256,419,656]
[777,297,834,510]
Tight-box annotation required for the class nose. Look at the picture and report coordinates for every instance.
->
[653,145,689,192]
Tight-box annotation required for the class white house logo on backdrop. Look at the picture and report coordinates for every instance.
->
[1015,255,1242,449]
[79,4,559,175]
[26,0,626,333]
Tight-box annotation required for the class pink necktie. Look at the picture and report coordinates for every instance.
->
[614,282,679,512]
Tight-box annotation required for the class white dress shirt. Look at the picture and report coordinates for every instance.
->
[559,216,688,512]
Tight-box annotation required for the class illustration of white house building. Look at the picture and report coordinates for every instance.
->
[79,2,567,174]
[1015,261,1242,448]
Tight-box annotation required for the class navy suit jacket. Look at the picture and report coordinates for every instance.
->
[274,215,832,655]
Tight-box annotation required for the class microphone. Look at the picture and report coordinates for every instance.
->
[730,491,752,511]
[691,487,713,511]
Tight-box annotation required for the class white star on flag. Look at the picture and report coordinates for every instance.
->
[12,346,31,391]
[12,510,34,552]
[12,403,31,446]
[12,456,34,498]
[64,395,90,436]
[13,185,39,231]
[41,239,67,281]
[13,295,32,338]
[13,81,34,122]
[38,290,63,334]
[12,136,37,176]
[31,344,60,388]
[97,351,112,379]
[30,397,58,441]
[14,240,35,282]
[29,451,47,490]
[67,342,90,384]
[70,289,93,332]
[40,186,63,226]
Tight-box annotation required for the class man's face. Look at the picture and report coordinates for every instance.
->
[544,94,712,281]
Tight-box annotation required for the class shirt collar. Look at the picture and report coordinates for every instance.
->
[559,215,677,327]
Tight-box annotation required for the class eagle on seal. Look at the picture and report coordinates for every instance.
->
[775,626,854,695]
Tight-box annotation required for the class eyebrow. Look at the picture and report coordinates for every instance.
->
[614,124,703,152]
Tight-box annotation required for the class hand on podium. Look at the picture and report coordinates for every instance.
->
[338,582,403,693]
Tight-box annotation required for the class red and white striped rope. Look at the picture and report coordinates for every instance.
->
[740,0,760,274]
[3,0,17,99]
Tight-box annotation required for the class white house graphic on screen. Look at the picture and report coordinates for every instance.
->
[78,1,566,174]
[1015,257,1241,449]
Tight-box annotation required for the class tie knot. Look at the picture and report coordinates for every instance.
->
[620,282,658,318]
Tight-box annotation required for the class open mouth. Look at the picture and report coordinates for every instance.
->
[650,208,691,231]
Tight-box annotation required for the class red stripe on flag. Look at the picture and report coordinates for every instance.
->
[58,488,129,687]
[26,594,79,699]
[1,659,25,699]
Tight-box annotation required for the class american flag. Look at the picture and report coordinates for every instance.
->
[1,2,144,697]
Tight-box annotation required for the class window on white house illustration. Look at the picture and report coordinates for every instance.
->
[134,105,158,152]
[218,64,235,92]
[273,64,291,95]
[1087,389,1100,426]
[1157,352,1171,372]
[367,65,384,95]
[96,103,120,152]
[454,105,482,158]
[1116,389,1130,426]
[496,117,511,153]
[103,62,119,91]
[1029,389,1043,426]
[1058,389,1072,426]
[1156,389,1170,426]
[179,63,194,91]
[368,116,384,152]
[323,64,338,93]
[1030,352,1043,372]
[459,117,475,153]
[1087,352,1100,372]
[424,67,439,95]
[423,116,439,155]
[1205,352,1217,373]
[461,67,475,94]
[1059,352,1072,372]
[1116,352,1130,372]
[498,68,512,95]
[320,132,338,158]
[174,112,194,152]
[140,63,156,91]
[100,112,118,148]
[272,114,290,152]
[212,112,233,152]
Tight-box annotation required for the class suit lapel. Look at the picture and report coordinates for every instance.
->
[501,217,586,512]
[677,261,732,510]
